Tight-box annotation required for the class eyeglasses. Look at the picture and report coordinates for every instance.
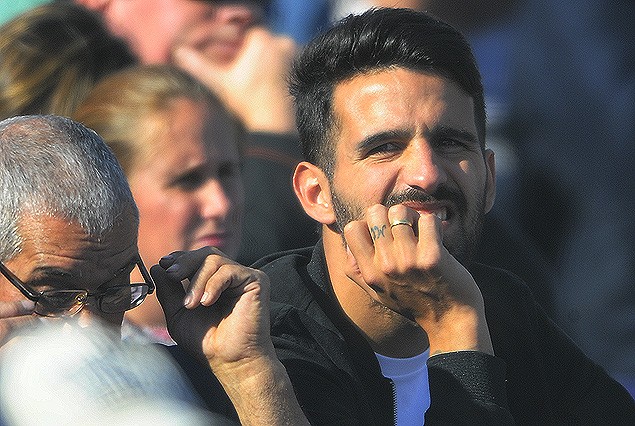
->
[0,256,155,318]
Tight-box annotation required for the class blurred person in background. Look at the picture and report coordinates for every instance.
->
[74,65,245,344]
[0,321,236,426]
[0,2,136,120]
[73,0,319,264]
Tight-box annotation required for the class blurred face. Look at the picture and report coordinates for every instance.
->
[328,68,495,263]
[101,0,262,63]
[128,97,244,266]
[0,214,139,326]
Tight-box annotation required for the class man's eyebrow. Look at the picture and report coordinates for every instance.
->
[356,129,414,152]
[29,266,76,280]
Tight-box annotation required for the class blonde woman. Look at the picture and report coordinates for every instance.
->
[74,65,245,343]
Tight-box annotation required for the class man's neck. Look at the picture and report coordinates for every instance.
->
[322,231,429,358]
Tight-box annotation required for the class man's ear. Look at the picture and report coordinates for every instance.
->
[293,162,336,225]
[484,148,496,213]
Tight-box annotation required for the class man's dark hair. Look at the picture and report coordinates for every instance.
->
[289,7,486,176]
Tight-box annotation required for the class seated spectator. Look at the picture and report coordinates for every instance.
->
[0,2,135,120]
[74,65,245,344]
[0,115,309,425]
[184,8,633,423]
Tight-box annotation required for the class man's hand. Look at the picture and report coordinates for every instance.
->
[151,246,274,371]
[343,204,494,355]
[172,26,297,134]
[0,300,35,344]
[151,246,309,426]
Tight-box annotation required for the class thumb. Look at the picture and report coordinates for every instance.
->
[172,46,225,93]
[150,265,208,363]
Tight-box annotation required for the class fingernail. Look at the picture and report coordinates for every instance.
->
[183,292,192,307]
[200,292,210,305]
[161,254,174,261]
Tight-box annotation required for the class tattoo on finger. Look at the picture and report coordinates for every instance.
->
[370,224,386,241]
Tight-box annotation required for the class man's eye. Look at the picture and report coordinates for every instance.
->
[439,138,461,146]
[367,142,401,156]
[435,138,469,152]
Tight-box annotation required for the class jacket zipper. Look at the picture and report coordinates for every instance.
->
[390,378,397,425]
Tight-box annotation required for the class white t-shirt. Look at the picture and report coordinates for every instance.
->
[376,349,431,426]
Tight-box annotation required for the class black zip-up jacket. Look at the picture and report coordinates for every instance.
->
[254,242,635,425]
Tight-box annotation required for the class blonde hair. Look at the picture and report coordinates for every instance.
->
[0,3,135,120]
[74,64,239,174]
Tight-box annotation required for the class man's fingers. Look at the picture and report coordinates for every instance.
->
[343,220,376,274]
[0,301,37,344]
[173,45,226,92]
[159,246,224,281]
[0,300,35,318]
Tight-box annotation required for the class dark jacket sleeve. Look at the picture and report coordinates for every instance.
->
[426,351,514,425]
[271,304,374,425]
[524,290,635,423]
[473,263,635,424]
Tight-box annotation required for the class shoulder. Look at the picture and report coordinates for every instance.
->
[251,246,314,271]
[253,246,316,304]
[469,262,537,312]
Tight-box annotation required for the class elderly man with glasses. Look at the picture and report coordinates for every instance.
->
[0,115,309,425]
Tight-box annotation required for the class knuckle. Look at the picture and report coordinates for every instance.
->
[388,204,409,218]
[366,204,386,217]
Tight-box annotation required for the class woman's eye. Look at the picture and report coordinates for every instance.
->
[172,171,204,191]
[218,163,239,179]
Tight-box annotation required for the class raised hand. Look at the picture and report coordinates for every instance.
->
[172,26,297,134]
[343,204,494,355]
[0,300,35,345]
[151,246,273,369]
[152,246,309,426]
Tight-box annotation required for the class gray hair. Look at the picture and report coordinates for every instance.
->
[0,115,138,260]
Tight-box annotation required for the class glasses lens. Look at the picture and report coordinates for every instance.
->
[98,285,149,313]
[36,290,87,317]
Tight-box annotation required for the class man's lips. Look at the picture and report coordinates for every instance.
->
[401,202,450,221]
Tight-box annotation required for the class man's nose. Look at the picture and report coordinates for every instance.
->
[402,139,447,194]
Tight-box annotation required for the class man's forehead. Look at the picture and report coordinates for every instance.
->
[13,214,138,277]
[332,69,475,133]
